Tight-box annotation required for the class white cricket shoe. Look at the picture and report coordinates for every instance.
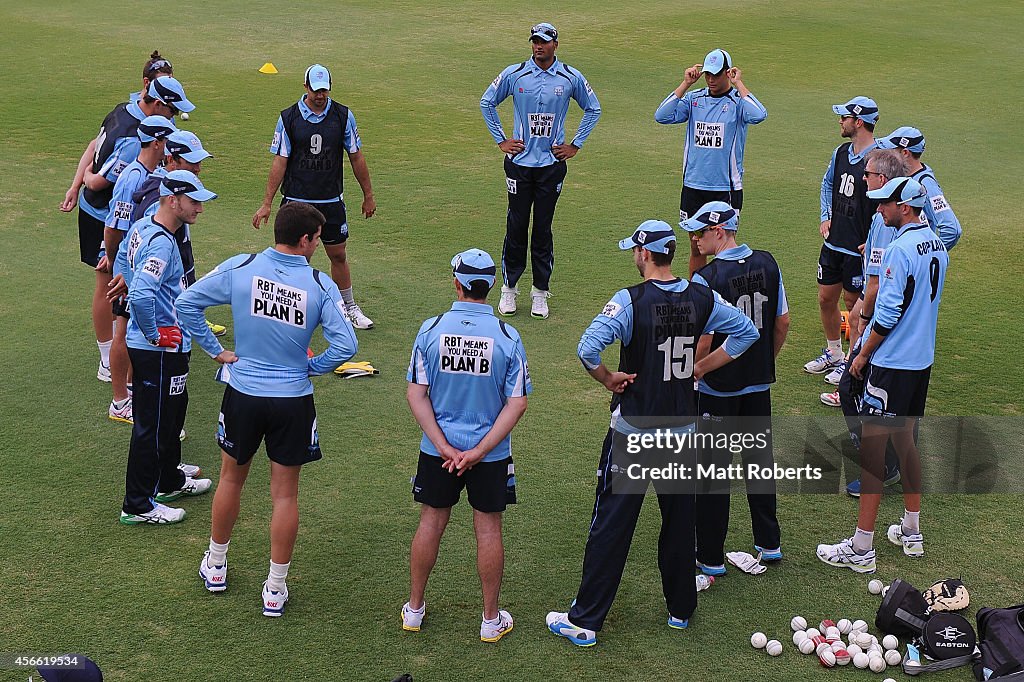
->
[887,521,924,557]
[262,581,289,617]
[498,286,518,316]
[816,537,876,573]
[199,551,227,592]
[108,398,133,424]
[401,602,425,632]
[804,348,844,374]
[178,462,202,478]
[119,502,186,525]
[825,361,847,385]
[154,476,212,503]
[820,390,842,407]
[481,610,514,642]
[344,303,374,329]
[97,361,111,382]
[546,611,596,647]
[531,287,551,319]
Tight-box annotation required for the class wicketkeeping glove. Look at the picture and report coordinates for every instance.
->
[150,326,183,348]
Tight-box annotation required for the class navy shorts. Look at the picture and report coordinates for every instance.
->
[217,385,322,466]
[412,452,516,513]
[281,198,348,246]
[680,186,743,221]
[859,364,932,425]
[79,211,105,267]
[818,244,864,292]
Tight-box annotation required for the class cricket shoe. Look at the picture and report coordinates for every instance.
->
[401,602,425,631]
[824,361,847,385]
[846,465,901,497]
[696,560,726,576]
[480,610,514,642]
[262,581,288,617]
[206,320,227,337]
[755,545,784,562]
[815,537,876,573]
[344,303,374,329]
[154,476,212,503]
[695,574,715,592]
[546,611,596,647]
[178,462,202,478]
[668,616,689,630]
[498,286,518,316]
[804,348,844,374]
[199,551,227,592]
[98,361,111,382]
[887,521,924,557]
[120,502,186,525]
[108,397,133,424]
[820,390,842,407]
[531,287,550,319]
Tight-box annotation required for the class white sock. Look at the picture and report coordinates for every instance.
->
[267,561,290,591]
[208,538,229,566]
[827,338,843,355]
[852,528,874,554]
[112,397,130,408]
[407,602,424,613]
[97,340,112,366]
[903,510,920,533]
[340,287,355,306]
[482,613,500,625]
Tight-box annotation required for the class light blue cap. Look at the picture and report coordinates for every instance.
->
[701,49,732,75]
[866,176,927,208]
[618,220,677,253]
[831,96,878,125]
[877,126,926,153]
[679,201,739,232]
[165,130,212,163]
[137,115,177,143]
[305,64,331,91]
[160,169,217,201]
[451,248,496,288]
[148,76,195,113]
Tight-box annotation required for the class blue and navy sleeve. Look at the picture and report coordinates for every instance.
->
[739,93,768,124]
[407,322,432,385]
[481,65,515,143]
[105,167,144,231]
[569,68,601,148]
[654,91,692,124]
[503,334,532,398]
[820,146,839,221]
[920,175,962,251]
[703,291,758,356]
[344,109,362,153]
[174,257,239,358]
[308,278,358,376]
[127,235,176,342]
[872,246,911,336]
[270,115,291,157]
[577,289,633,370]
[99,138,141,183]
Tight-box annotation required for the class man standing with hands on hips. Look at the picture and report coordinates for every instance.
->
[655,49,768,275]
[253,64,377,330]
[481,23,602,319]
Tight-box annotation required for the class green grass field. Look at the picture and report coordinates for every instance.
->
[2,1,1023,680]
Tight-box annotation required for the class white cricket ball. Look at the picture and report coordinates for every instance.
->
[792,630,807,646]
[826,626,841,642]
[847,643,863,657]
[884,679,897,682]
[882,634,899,651]
[790,615,807,632]
[885,649,902,666]
[837,618,853,634]
[869,655,886,673]
[819,649,836,667]
[851,619,868,634]
[856,632,874,648]
[830,640,846,653]
[847,632,858,646]
[179,112,190,121]
[816,641,831,656]
[853,652,870,669]
[805,627,821,639]
[799,638,816,655]
[751,631,768,649]
[881,585,890,597]
[766,639,783,656]
[868,579,884,594]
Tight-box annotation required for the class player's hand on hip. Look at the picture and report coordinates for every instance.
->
[252,204,271,229]
[498,139,525,155]
[106,274,127,302]
[362,195,376,218]
[152,326,183,349]
[60,187,78,212]
[603,371,636,394]
[215,350,238,364]
[552,143,579,161]
[820,220,831,239]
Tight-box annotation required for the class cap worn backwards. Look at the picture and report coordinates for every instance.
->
[679,201,739,232]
